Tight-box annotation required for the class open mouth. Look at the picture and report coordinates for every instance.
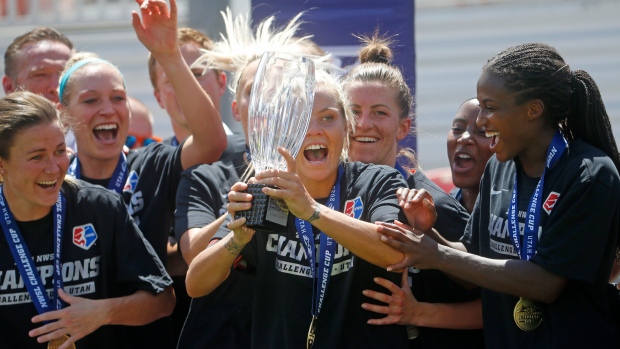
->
[486,131,499,149]
[304,144,328,163]
[452,152,476,173]
[36,179,57,190]
[93,123,119,143]
[354,136,378,143]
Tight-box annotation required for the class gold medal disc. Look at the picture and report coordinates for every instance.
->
[306,316,317,349]
[513,297,543,331]
[48,334,76,349]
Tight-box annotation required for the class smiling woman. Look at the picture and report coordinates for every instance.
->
[342,32,485,348]
[186,69,413,348]
[0,91,174,349]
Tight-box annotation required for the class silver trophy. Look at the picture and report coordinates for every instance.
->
[236,51,316,231]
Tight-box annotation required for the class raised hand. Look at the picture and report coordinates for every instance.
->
[396,187,437,233]
[131,0,178,57]
[227,181,256,245]
[254,147,317,220]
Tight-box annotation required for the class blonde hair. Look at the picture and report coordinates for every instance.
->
[191,8,334,95]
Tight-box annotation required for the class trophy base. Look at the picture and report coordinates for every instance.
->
[235,184,289,232]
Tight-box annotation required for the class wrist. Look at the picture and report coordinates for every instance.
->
[306,203,321,223]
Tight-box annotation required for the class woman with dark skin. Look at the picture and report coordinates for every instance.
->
[378,43,620,348]
[447,98,493,213]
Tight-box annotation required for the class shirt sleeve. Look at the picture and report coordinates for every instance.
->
[531,169,620,285]
[113,194,173,294]
[364,165,408,223]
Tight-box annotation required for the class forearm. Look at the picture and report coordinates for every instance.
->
[310,204,404,268]
[166,240,188,277]
[180,214,228,265]
[185,232,242,297]
[102,287,175,326]
[435,245,567,303]
[426,228,467,252]
[412,299,482,330]
[155,51,226,166]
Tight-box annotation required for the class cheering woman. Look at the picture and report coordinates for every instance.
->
[0,91,173,349]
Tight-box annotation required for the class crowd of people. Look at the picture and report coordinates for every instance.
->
[1,0,619,348]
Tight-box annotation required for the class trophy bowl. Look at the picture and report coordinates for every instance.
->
[235,51,316,232]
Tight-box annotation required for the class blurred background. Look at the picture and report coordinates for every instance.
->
[1,0,618,175]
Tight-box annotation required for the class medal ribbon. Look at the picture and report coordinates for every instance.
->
[0,186,66,314]
[68,153,128,194]
[295,166,343,323]
[508,130,567,260]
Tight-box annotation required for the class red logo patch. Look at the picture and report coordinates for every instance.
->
[344,197,363,219]
[543,192,560,214]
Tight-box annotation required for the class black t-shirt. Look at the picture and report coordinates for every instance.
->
[461,139,620,348]
[0,180,172,349]
[174,151,255,349]
[122,142,184,263]
[238,162,408,349]
[406,171,484,349]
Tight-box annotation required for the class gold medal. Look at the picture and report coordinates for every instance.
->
[306,315,317,349]
[48,334,76,349]
[513,297,543,331]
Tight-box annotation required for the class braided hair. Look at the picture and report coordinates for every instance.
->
[483,43,620,171]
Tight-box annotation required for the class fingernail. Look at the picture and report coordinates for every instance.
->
[387,267,393,272]
[362,290,369,296]
[361,304,367,309]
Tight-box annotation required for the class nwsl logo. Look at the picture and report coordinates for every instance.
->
[123,171,139,193]
[543,192,560,215]
[73,224,98,250]
[344,197,363,219]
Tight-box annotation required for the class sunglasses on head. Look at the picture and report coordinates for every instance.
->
[125,134,162,149]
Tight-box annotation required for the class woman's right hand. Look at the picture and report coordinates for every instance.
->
[227,181,256,244]
[131,0,179,57]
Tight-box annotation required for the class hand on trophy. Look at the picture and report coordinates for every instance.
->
[255,147,318,222]
[234,51,316,231]
[227,182,257,245]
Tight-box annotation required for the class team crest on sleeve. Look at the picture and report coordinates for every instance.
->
[543,192,560,214]
[123,170,139,193]
[344,196,363,219]
[73,224,98,250]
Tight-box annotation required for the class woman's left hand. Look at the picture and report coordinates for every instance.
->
[29,289,106,348]
[254,147,317,220]
[362,271,418,326]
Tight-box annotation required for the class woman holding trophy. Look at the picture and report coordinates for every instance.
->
[186,53,410,347]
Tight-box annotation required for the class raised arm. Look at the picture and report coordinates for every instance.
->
[185,181,256,297]
[254,148,405,268]
[179,213,228,265]
[376,222,568,304]
[131,0,226,167]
